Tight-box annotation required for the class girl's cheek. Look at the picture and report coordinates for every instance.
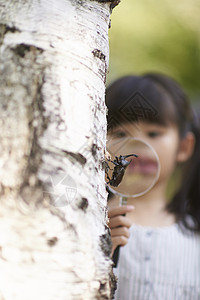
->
[151,136,179,178]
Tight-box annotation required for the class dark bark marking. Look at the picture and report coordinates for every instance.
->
[78,197,88,211]
[15,50,50,209]
[62,150,87,165]
[91,143,98,156]
[0,42,47,209]
[99,225,112,257]
[92,49,106,61]
[110,0,120,10]
[47,236,58,246]
[99,67,107,84]
[20,76,47,183]
[95,0,120,11]
[97,270,117,300]
[98,282,108,299]
[109,270,118,299]
[0,24,20,46]
[98,226,117,299]
[11,44,43,58]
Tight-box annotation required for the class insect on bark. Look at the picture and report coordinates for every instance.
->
[105,154,138,187]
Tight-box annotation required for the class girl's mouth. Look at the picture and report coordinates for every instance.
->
[127,157,158,175]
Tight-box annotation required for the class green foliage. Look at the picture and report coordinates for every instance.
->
[108,0,200,99]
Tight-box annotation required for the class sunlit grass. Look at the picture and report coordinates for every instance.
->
[108,0,200,98]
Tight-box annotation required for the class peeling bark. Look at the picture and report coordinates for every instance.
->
[0,0,118,299]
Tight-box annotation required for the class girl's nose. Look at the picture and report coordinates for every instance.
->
[132,130,146,140]
[132,131,152,147]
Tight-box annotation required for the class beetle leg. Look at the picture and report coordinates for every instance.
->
[104,160,113,171]
[115,156,119,163]
[111,160,120,166]
[106,173,111,182]
[105,164,113,182]
[105,166,112,175]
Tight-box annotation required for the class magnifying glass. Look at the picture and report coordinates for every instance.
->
[106,137,160,266]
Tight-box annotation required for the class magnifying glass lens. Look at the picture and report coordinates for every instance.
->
[106,138,160,198]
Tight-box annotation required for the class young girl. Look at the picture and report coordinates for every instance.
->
[105,73,200,299]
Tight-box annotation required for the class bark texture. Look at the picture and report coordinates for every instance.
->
[0,0,117,299]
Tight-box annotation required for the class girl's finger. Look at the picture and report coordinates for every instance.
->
[111,236,129,255]
[108,205,134,218]
[111,226,130,238]
[109,215,132,229]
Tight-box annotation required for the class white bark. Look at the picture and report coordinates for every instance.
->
[0,0,118,299]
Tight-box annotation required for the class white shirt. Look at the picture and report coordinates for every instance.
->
[114,223,200,300]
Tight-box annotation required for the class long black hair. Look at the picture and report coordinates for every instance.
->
[105,73,200,232]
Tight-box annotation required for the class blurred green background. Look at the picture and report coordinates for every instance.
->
[108,0,200,101]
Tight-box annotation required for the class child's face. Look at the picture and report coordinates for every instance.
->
[107,121,181,184]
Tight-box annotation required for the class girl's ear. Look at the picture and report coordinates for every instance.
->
[177,132,195,163]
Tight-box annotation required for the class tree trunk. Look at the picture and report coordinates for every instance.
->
[0,0,118,299]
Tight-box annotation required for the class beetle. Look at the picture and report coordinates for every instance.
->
[105,154,138,187]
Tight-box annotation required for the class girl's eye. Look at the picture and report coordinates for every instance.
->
[112,131,127,138]
[147,131,161,138]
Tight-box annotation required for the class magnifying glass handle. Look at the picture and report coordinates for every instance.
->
[112,212,126,268]
[112,196,127,267]
[112,245,120,267]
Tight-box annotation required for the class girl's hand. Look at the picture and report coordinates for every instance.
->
[108,205,134,256]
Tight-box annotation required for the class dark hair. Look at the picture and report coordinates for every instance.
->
[106,74,192,137]
[168,107,200,232]
[105,73,200,232]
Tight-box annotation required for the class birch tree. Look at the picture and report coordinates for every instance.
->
[0,0,119,299]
